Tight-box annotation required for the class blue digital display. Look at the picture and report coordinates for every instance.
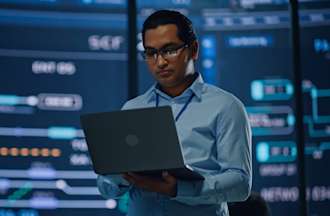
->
[136,1,330,216]
[0,1,128,215]
[1,0,329,215]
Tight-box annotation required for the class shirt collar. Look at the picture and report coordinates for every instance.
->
[145,73,204,103]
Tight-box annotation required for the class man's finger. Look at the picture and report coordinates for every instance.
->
[127,172,147,181]
[125,173,153,189]
[162,171,176,183]
[122,173,136,184]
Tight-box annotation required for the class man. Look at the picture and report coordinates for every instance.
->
[97,10,252,216]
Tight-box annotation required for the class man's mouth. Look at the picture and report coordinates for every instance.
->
[157,70,172,77]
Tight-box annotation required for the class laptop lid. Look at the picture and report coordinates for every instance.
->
[80,106,185,175]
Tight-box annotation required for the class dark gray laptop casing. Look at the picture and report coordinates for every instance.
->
[80,106,204,181]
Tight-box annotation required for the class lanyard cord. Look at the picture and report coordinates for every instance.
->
[156,93,194,122]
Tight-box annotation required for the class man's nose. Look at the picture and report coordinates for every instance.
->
[156,54,168,68]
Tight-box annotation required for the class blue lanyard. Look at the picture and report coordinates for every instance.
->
[156,93,195,122]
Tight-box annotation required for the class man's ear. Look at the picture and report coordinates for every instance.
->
[191,40,199,60]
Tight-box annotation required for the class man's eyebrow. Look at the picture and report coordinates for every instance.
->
[161,43,181,49]
[144,42,181,50]
[144,46,157,50]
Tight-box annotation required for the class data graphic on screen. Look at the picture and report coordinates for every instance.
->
[137,1,330,215]
[300,1,330,215]
[0,1,129,216]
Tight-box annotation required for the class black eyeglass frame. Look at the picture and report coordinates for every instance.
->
[141,43,189,62]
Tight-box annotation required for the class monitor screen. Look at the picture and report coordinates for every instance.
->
[0,0,128,215]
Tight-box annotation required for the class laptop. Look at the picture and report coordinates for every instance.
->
[80,106,204,181]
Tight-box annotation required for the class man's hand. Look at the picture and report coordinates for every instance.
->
[122,171,177,197]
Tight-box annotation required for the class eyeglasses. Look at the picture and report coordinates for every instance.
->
[141,43,188,62]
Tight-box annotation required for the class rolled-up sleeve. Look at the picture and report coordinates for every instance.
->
[173,99,252,205]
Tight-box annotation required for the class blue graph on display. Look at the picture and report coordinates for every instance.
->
[0,0,128,216]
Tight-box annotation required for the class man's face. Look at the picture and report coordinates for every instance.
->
[143,24,198,88]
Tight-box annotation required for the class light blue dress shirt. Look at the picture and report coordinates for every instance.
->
[97,74,252,216]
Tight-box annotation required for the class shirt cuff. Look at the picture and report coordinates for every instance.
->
[97,175,130,198]
[172,179,201,200]
[103,174,130,186]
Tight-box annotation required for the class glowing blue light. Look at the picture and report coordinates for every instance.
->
[48,127,76,139]
[251,80,263,100]
[286,84,294,95]
[287,114,295,126]
[0,95,19,105]
[257,142,269,162]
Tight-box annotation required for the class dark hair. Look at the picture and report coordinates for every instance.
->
[228,192,271,216]
[142,10,197,46]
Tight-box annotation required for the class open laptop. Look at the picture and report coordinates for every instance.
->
[80,106,204,181]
